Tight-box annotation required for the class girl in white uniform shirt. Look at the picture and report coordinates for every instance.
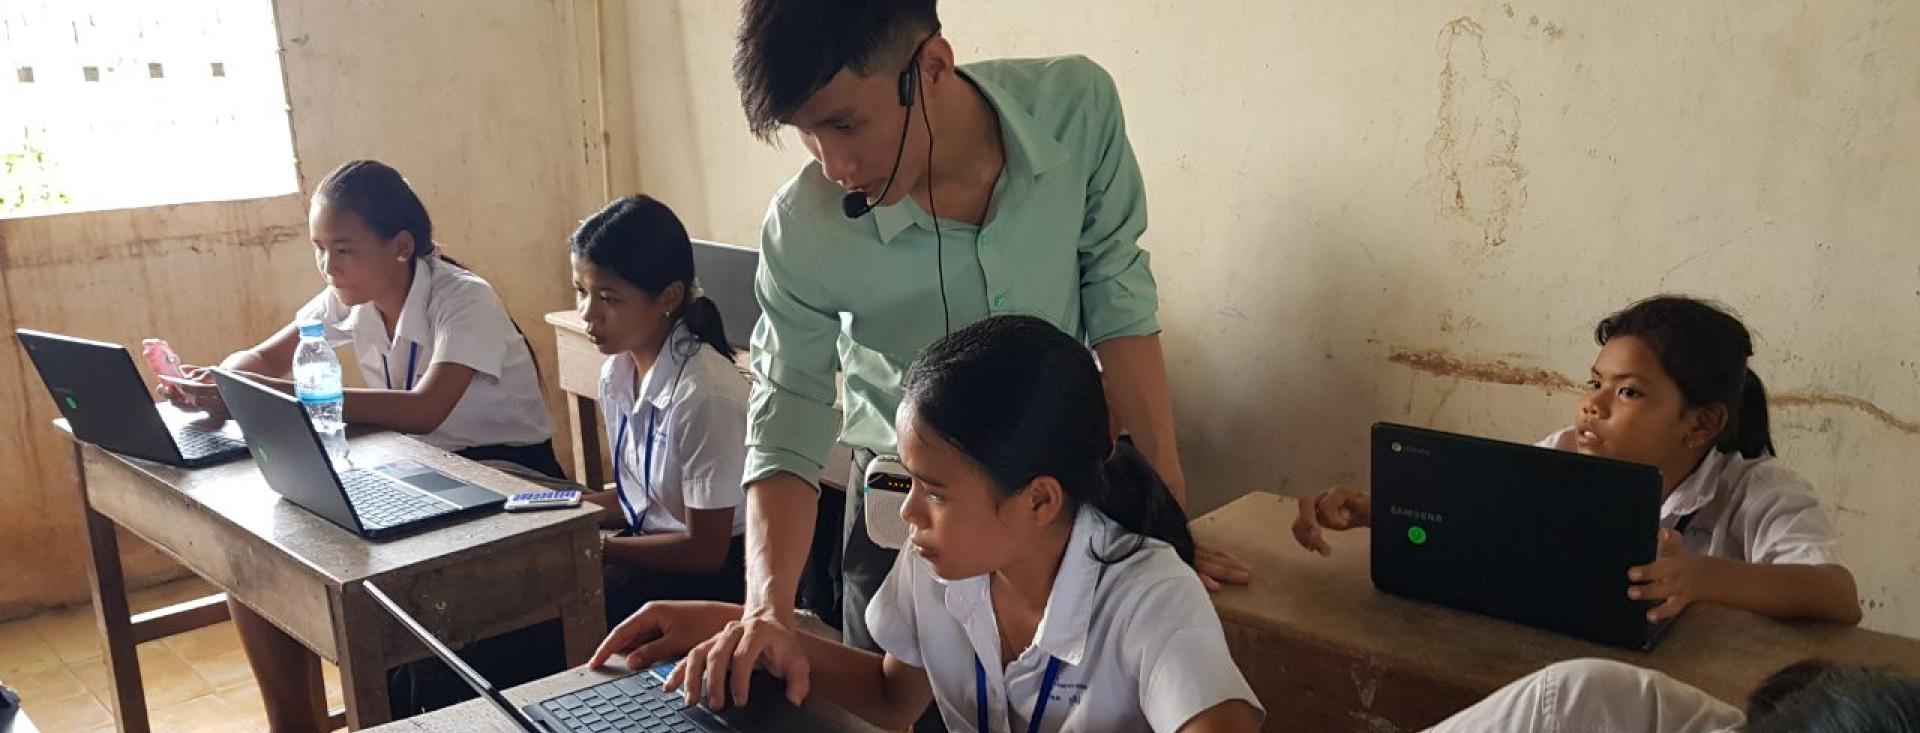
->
[165,159,562,731]
[169,159,561,474]
[1293,295,1861,625]
[569,195,750,625]
[590,316,1264,733]
[1426,656,1920,732]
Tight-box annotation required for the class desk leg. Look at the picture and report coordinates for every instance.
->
[568,394,604,489]
[70,445,151,733]
[558,526,608,666]
[330,587,392,729]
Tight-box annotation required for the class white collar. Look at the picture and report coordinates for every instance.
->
[611,322,699,412]
[1663,449,1735,519]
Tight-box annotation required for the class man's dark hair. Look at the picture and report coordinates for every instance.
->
[733,0,940,141]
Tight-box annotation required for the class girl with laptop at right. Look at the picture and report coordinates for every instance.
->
[1291,295,1862,625]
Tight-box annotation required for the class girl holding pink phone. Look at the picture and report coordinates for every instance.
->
[160,159,564,730]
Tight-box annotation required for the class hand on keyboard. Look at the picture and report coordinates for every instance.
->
[671,613,811,711]
[592,601,742,671]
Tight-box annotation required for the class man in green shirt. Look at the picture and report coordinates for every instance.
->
[733,0,1249,653]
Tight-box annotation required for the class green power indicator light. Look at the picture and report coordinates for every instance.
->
[1407,526,1429,545]
[63,396,78,410]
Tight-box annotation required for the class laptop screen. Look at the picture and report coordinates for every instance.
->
[690,240,760,352]
[211,369,366,534]
[362,581,545,732]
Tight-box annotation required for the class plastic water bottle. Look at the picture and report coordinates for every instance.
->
[292,321,351,468]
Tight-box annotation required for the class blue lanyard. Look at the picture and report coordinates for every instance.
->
[975,655,1063,733]
[382,342,420,391]
[611,408,659,532]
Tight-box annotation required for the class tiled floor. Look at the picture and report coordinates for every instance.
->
[0,577,343,732]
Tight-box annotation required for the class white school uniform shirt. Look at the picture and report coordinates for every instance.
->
[596,324,748,536]
[296,254,555,452]
[1538,427,1842,565]
[869,505,1263,733]
[1425,658,1744,733]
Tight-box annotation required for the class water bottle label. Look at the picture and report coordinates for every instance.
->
[298,389,343,404]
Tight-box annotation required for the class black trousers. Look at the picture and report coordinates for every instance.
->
[603,535,747,627]
[456,439,567,481]
[385,440,569,718]
[839,449,898,652]
[838,449,944,732]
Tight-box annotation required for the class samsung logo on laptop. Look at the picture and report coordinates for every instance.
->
[1387,505,1444,524]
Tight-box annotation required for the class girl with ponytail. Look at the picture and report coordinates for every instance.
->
[1295,295,1861,626]
[571,195,752,623]
[161,159,567,730]
[588,315,1263,732]
[166,159,561,472]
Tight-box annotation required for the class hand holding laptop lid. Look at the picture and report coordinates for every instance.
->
[1629,527,1714,624]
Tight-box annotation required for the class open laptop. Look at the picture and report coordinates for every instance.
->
[212,368,503,539]
[1369,422,1674,650]
[690,240,760,351]
[362,581,838,733]
[16,329,248,467]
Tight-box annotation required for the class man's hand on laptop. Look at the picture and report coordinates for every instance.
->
[1292,486,1372,556]
[591,601,741,671]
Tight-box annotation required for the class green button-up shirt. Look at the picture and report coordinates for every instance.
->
[746,55,1159,487]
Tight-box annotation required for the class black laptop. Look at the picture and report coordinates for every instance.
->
[1369,422,1674,650]
[16,329,248,467]
[362,581,838,733]
[212,368,503,539]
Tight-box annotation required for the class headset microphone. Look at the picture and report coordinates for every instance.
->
[840,42,923,220]
[838,34,952,334]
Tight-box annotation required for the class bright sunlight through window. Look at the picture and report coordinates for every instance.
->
[0,1,297,218]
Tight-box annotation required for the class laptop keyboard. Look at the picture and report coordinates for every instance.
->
[339,470,452,530]
[537,673,719,732]
[173,427,243,459]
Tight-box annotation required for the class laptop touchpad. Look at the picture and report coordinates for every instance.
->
[375,460,505,508]
[394,470,465,492]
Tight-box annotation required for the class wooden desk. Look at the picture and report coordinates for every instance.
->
[359,662,885,732]
[545,310,852,489]
[1193,492,1920,733]
[547,310,612,490]
[61,422,607,731]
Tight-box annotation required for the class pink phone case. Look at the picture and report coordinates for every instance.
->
[142,339,185,379]
[140,339,185,385]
